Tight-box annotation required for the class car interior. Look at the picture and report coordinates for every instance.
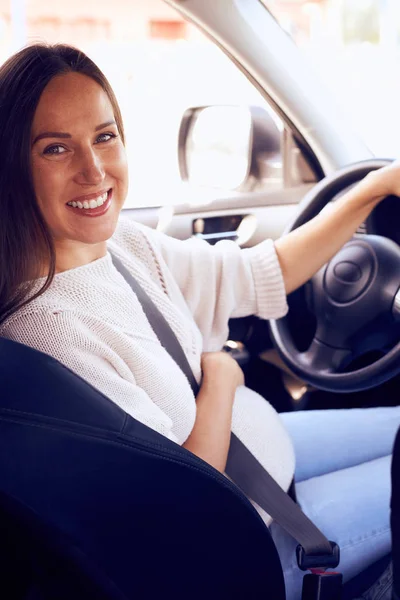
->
[0,0,399,598]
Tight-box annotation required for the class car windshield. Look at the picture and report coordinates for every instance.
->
[261,0,400,158]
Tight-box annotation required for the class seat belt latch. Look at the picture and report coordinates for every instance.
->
[297,542,342,600]
[296,541,340,571]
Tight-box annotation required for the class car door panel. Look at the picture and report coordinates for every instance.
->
[122,182,313,245]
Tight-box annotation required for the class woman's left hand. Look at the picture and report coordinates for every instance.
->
[362,159,400,202]
[275,158,400,295]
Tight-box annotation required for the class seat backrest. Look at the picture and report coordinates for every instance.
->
[392,427,400,600]
[0,337,286,600]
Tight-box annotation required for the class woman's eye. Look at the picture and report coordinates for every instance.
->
[95,132,116,144]
[43,144,67,156]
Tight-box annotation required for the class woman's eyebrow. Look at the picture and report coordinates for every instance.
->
[32,131,71,145]
[32,120,117,146]
[95,120,116,131]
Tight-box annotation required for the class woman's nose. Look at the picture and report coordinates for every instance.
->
[74,149,105,185]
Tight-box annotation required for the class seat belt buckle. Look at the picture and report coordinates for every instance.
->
[297,542,342,600]
[296,541,340,571]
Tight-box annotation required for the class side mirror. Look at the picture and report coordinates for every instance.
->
[178,105,281,190]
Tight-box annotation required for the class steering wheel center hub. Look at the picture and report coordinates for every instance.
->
[333,261,362,283]
[324,242,375,303]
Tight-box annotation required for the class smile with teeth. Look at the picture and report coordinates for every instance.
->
[67,191,109,209]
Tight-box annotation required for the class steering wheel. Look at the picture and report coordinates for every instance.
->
[269,159,400,393]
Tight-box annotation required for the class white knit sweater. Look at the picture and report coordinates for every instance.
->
[1,217,295,524]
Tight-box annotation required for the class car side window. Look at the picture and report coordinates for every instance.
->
[100,15,285,208]
[1,0,285,208]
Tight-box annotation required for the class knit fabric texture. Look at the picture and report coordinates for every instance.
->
[1,217,295,524]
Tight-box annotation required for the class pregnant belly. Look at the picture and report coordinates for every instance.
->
[229,386,296,526]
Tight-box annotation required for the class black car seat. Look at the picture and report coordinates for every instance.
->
[392,427,400,600]
[0,336,286,600]
[0,336,396,600]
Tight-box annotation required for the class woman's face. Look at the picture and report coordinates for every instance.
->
[31,72,128,260]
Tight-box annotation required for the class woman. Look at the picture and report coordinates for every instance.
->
[0,43,398,599]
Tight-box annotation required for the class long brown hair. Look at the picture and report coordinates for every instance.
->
[0,43,125,326]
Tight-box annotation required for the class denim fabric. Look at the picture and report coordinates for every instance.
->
[269,406,400,600]
[392,428,400,600]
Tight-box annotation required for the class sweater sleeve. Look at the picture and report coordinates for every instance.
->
[1,309,178,442]
[134,223,288,350]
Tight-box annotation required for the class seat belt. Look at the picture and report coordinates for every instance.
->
[110,252,341,583]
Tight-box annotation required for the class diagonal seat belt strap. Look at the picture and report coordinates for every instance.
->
[226,434,333,556]
[110,252,335,559]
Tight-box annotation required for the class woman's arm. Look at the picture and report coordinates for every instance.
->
[275,162,400,294]
[182,352,244,472]
[121,162,400,349]
[128,221,288,350]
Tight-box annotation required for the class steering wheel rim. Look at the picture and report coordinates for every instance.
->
[269,159,400,393]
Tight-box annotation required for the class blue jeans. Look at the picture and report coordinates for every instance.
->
[269,406,400,600]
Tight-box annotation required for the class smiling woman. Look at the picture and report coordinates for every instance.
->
[0,41,400,600]
[0,44,127,323]
[30,71,128,272]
